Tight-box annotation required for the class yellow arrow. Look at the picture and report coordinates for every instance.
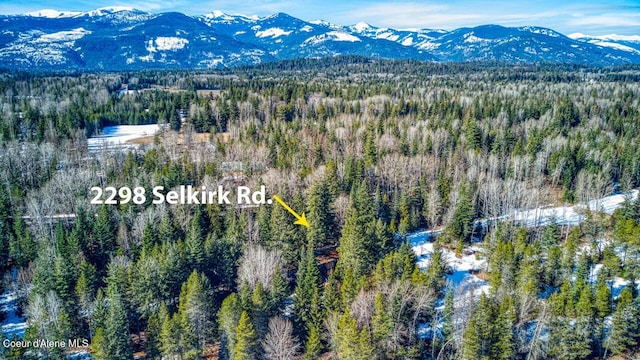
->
[272,195,309,227]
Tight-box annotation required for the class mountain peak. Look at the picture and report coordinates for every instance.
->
[202,10,258,21]
[263,12,296,21]
[352,21,373,32]
[80,6,146,17]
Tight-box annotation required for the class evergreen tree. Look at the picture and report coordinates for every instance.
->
[158,210,180,244]
[594,276,611,319]
[294,245,321,329]
[323,272,342,313]
[92,328,108,360]
[461,319,481,360]
[234,311,258,360]
[303,325,322,360]
[160,312,181,357]
[337,180,379,277]
[335,310,362,360]
[218,293,241,360]
[140,223,158,254]
[306,179,338,247]
[446,183,475,244]
[604,288,639,356]
[185,207,207,271]
[92,205,117,270]
[371,292,392,351]
[251,282,270,338]
[104,285,133,360]
[269,197,304,266]
[424,243,449,295]
[178,270,213,352]
[145,303,167,360]
[11,213,37,267]
[268,267,289,313]
[492,299,515,360]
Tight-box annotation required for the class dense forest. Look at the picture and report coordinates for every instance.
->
[0,58,639,359]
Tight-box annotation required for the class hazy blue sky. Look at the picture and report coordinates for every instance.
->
[1,0,639,35]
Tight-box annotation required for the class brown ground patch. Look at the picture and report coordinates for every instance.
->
[126,130,221,146]
[127,135,156,146]
[474,270,491,281]
[202,344,219,360]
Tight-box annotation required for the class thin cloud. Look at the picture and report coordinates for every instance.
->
[342,3,475,29]
[568,13,640,27]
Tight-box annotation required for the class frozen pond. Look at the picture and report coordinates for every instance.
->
[87,124,162,152]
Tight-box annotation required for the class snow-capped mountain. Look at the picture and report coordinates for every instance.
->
[200,12,435,60]
[1,7,639,70]
[424,25,635,65]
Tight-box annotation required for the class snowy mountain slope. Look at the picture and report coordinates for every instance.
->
[348,21,447,50]
[568,33,640,55]
[1,8,640,70]
[1,10,274,70]
[363,24,640,66]
[200,12,436,61]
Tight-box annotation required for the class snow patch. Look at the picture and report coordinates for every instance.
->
[464,33,488,43]
[34,28,91,44]
[304,31,361,45]
[25,9,80,18]
[520,26,560,37]
[408,230,489,295]
[588,264,632,299]
[402,37,414,46]
[590,41,640,54]
[255,27,292,38]
[300,25,313,32]
[569,33,640,42]
[376,31,399,41]
[146,37,189,52]
[507,189,639,227]
[1,289,27,338]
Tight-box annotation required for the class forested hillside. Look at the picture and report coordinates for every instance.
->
[0,58,639,359]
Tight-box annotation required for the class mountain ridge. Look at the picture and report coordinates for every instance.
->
[2,7,640,70]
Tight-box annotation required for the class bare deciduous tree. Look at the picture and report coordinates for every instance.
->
[262,317,301,360]
[238,245,283,291]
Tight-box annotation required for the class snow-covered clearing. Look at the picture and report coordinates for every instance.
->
[410,188,639,339]
[87,124,162,152]
[508,189,639,227]
[408,188,639,300]
[408,230,490,297]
